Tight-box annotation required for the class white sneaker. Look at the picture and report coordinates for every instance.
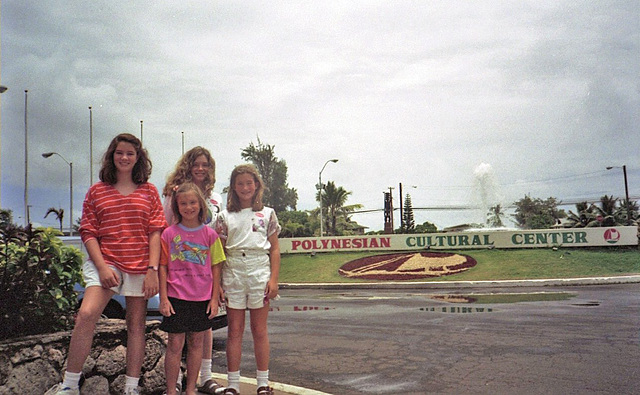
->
[44,384,80,395]
[124,387,140,395]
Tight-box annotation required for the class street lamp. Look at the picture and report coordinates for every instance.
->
[318,159,338,237]
[42,152,74,236]
[25,90,29,225]
[0,85,6,207]
[606,165,631,225]
[89,106,93,185]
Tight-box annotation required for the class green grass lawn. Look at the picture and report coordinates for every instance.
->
[279,247,640,283]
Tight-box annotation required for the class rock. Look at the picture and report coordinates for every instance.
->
[1,358,57,394]
[9,344,43,364]
[81,375,109,394]
[0,321,165,395]
[143,353,167,394]
[96,345,127,376]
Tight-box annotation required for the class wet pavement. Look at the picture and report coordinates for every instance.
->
[209,276,640,395]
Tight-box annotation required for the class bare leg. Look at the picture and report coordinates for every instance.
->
[226,308,246,372]
[202,328,213,360]
[165,333,186,395]
[185,331,205,395]
[124,297,147,378]
[66,286,114,372]
[249,305,270,371]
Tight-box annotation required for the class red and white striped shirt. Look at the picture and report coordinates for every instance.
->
[80,182,167,274]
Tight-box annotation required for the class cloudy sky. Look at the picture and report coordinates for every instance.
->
[1,1,638,232]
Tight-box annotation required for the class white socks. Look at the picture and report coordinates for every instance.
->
[200,358,213,382]
[256,369,269,388]
[227,370,240,392]
[61,371,82,389]
[124,375,139,392]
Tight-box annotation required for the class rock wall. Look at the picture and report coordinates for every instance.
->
[0,319,169,395]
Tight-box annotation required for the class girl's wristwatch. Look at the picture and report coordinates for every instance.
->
[147,266,158,271]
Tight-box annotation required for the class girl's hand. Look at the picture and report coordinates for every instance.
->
[143,270,159,299]
[216,286,225,307]
[98,266,119,289]
[207,299,219,319]
[159,298,174,317]
[264,278,279,302]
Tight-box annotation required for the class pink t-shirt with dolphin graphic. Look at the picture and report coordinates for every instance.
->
[160,223,225,301]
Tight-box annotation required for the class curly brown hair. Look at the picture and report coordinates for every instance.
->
[99,133,152,184]
[227,164,265,212]
[162,146,216,198]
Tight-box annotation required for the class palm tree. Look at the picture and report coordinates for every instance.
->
[616,198,639,225]
[317,181,363,236]
[44,207,64,232]
[487,204,505,227]
[600,195,618,216]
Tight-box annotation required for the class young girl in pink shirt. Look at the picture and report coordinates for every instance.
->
[159,182,226,395]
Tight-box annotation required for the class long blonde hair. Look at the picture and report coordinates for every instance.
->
[227,164,265,212]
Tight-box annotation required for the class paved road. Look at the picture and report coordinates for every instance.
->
[211,284,640,394]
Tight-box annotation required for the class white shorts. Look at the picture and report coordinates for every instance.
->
[223,252,271,310]
[82,260,146,297]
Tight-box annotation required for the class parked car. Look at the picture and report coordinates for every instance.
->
[63,236,227,330]
[74,283,228,329]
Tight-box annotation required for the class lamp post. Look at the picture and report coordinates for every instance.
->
[89,106,93,185]
[318,159,338,237]
[25,90,29,225]
[42,152,73,236]
[0,85,6,207]
[606,165,631,225]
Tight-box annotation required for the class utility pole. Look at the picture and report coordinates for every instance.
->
[89,106,93,185]
[24,90,29,226]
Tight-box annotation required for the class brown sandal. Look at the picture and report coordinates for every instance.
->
[197,379,225,395]
[222,388,239,395]
[256,386,274,395]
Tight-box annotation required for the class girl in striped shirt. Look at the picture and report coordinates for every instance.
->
[47,133,167,395]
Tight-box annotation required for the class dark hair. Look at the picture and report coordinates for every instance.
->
[99,133,152,184]
[162,146,216,197]
[227,164,265,212]
[171,182,208,224]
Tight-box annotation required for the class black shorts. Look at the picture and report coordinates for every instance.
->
[159,297,214,333]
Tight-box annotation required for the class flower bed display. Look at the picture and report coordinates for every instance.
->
[338,252,477,280]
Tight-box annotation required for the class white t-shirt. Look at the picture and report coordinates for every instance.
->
[215,207,281,253]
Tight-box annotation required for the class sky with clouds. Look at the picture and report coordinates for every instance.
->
[1,1,639,232]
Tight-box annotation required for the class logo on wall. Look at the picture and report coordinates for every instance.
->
[603,228,621,244]
[339,252,477,281]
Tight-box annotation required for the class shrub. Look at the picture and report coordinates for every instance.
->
[0,211,83,340]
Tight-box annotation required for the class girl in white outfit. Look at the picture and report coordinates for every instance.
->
[215,164,281,395]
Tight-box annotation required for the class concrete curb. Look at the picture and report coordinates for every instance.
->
[280,275,640,289]
[209,372,332,395]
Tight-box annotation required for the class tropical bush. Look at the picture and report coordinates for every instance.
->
[566,196,639,228]
[0,209,83,340]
